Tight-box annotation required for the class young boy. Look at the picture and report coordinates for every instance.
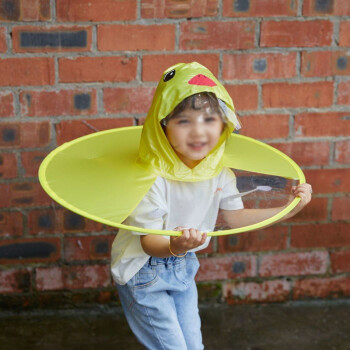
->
[111,63,312,350]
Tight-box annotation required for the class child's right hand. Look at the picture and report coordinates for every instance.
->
[169,227,207,256]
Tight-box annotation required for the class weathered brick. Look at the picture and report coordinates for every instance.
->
[335,140,350,164]
[0,152,17,179]
[223,52,296,80]
[0,27,6,52]
[294,277,350,300]
[224,84,258,111]
[35,264,111,291]
[98,24,175,52]
[0,211,23,237]
[339,21,350,46]
[0,92,14,117]
[64,235,115,261]
[303,168,350,194]
[20,89,97,117]
[57,0,137,22]
[259,251,328,277]
[261,20,333,48]
[196,255,257,282]
[286,198,328,223]
[218,226,288,253]
[55,118,133,145]
[269,142,330,166]
[0,0,50,21]
[0,237,60,264]
[263,82,333,108]
[59,56,137,83]
[21,150,47,178]
[332,197,350,221]
[142,0,218,18]
[330,249,350,273]
[295,112,350,137]
[303,0,350,16]
[0,58,54,86]
[224,279,291,304]
[180,21,255,50]
[239,114,290,139]
[12,26,92,53]
[0,122,50,149]
[0,269,31,293]
[223,0,296,17]
[337,81,350,105]
[301,51,350,77]
[142,54,219,82]
[291,223,350,249]
[104,87,156,115]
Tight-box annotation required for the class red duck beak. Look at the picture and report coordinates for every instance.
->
[188,74,216,87]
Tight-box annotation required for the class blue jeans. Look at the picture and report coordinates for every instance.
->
[116,252,204,350]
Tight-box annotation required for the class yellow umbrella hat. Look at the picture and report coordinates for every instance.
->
[39,62,305,236]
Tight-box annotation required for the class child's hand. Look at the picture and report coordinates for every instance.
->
[288,183,312,217]
[169,227,207,256]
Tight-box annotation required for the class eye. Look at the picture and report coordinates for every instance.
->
[177,119,189,124]
[163,69,175,82]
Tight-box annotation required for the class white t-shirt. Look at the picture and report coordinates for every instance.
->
[111,167,244,285]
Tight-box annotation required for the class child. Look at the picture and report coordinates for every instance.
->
[111,63,312,350]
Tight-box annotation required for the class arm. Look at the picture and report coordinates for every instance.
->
[221,183,312,229]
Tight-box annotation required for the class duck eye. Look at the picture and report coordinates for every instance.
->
[163,69,175,82]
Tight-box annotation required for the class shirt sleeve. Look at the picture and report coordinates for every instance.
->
[219,168,244,211]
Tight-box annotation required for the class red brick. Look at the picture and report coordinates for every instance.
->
[294,277,350,300]
[288,197,328,223]
[0,269,31,293]
[0,237,60,264]
[303,0,350,16]
[0,58,54,86]
[218,226,288,254]
[57,0,137,21]
[64,235,115,261]
[0,92,14,117]
[0,0,50,21]
[12,25,92,53]
[59,56,137,83]
[20,89,97,117]
[180,21,255,50]
[301,51,350,77]
[295,112,350,138]
[142,54,219,82]
[263,82,333,108]
[335,140,350,164]
[0,212,23,237]
[0,153,17,179]
[104,87,156,115]
[196,255,257,282]
[291,223,350,249]
[223,0,296,17]
[224,279,291,304]
[337,81,350,105]
[36,264,111,291]
[269,142,330,166]
[142,0,218,18]
[0,27,6,52]
[261,20,333,48]
[21,151,47,178]
[303,168,350,194]
[259,251,328,277]
[224,84,258,111]
[239,114,290,139]
[0,122,50,149]
[55,118,133,145]
[223,52,296,80]
[332,197,350,221]
[98,24,175,51]
[330,249,350,273]
[339,21,350,46]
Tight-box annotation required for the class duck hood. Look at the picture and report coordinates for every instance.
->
[137,62,239,182]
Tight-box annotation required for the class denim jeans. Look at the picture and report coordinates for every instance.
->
[116,252,204,350]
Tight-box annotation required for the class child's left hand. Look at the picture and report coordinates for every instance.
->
[287,183,312,217]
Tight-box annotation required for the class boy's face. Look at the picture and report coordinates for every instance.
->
[164,108,225,169]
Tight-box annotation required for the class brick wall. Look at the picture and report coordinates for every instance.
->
[0,0,349,309]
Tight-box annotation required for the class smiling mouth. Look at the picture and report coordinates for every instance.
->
[188,142,206,150]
